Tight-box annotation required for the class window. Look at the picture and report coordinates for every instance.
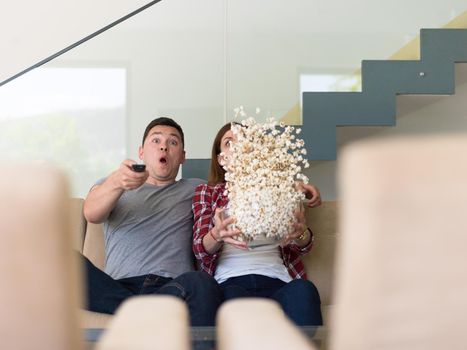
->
[299,71,361,107]
[0,67,126,197]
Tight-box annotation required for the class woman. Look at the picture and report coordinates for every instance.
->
[192,122,323,326]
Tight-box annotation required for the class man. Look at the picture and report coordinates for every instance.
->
[82,117,222,326]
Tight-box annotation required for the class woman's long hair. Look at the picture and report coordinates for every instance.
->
[208,122,233,185]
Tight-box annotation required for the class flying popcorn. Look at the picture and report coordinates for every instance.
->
[222,110,310,245]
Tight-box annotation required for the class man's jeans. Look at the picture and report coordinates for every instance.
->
[82,255,222,326]
[220,274,323,326]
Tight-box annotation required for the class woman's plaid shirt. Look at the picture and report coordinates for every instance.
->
[192,182,314,279]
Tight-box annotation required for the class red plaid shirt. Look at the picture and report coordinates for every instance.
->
[192,182,313,279]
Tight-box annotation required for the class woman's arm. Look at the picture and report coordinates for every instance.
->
[296,182,322,208]
[192,184,218,265]
[192,185,245,261]
[280,203,314,254]
[203,208,246,253]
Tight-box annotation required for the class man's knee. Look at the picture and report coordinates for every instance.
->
[166,271,222,305]
[177,271,219,290]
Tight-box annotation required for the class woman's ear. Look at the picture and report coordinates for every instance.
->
[217,154,225,167]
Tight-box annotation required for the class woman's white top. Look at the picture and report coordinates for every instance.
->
[214,243,293,283]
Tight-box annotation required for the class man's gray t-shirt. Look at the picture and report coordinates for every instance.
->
[96,178,204,280]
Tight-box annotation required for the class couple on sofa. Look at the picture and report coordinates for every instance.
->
[83,117,323,327]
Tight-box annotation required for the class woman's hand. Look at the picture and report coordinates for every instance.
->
[210,208,247,249]
[281,204,310,247]
[295,182,322,208]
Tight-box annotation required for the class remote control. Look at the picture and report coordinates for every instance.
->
[131,164,146,172]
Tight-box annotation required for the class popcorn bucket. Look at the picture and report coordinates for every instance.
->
[246,234,281,251]
[222,200,284,251]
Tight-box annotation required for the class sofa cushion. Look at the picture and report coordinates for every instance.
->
[83,222,106,271]
[69,197,86,252]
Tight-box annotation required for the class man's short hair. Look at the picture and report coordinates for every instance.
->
[142,117,185,147]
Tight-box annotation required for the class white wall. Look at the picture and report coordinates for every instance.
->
[0,0,150,83]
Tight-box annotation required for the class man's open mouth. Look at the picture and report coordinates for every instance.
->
[159,156,167,164]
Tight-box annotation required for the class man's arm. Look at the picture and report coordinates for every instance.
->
[83,160,148,223]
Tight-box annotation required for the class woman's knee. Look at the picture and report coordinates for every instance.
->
[272,279,323,326]
[282,279,321,303]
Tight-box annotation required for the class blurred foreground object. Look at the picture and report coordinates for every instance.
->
[0,163,190,349]
[97,296,190,350]
[217,299,314,350]
[333,135,467,350]
[0,163,83,349]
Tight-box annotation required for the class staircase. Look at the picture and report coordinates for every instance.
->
[302,28,467,160]
[183,28,467,178]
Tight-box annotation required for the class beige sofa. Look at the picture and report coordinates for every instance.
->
[73,198,338,329]
[71,198,113,328]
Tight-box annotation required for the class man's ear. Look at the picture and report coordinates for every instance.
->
[138,146,144,160]
[180,150,186,164]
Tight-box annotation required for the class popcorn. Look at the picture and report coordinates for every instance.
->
[223,112,310,242]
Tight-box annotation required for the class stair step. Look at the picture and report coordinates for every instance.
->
[361,60,454,95]
[301,28,467,160]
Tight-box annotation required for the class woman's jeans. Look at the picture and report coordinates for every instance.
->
[82,255,222,326]
[220,274,323,326]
